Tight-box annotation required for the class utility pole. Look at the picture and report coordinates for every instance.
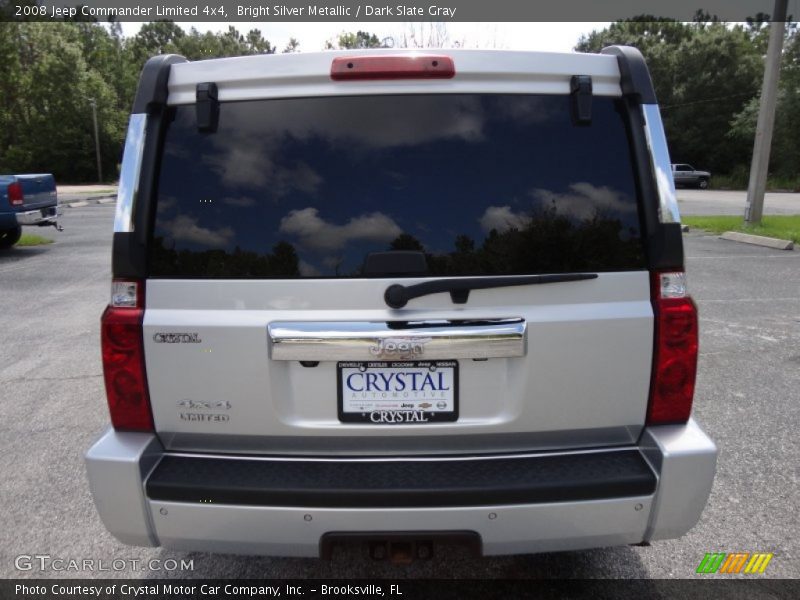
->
[744,0,787,225]
[89,98,103,184]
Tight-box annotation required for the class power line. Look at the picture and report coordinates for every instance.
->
[660,92,756,110]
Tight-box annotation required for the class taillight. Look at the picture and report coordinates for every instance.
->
[647,271,699,425]
[8,181,23,206]
[331,55,455,80]
[101,280,153,431]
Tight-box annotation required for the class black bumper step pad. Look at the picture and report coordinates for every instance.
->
[146,449,656,508]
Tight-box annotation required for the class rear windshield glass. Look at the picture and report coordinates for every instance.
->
[150,94,645,278]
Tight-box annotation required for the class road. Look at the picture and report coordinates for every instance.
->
[1,204,798,579]
[676,190,800,216]
[54,186,800,216]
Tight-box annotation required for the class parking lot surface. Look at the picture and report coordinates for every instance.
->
[1,205,797,579]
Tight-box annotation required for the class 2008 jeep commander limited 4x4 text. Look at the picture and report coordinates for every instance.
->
[86,47,716,558]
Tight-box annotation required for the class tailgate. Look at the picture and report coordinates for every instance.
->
[15,174,57,211]
[136,80,655,455]
[144,274,652,454]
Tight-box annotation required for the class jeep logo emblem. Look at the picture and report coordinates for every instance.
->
[369,337,431,359]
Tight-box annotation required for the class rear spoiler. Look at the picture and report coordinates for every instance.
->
[603,45,684,271]
[113,55,187,279]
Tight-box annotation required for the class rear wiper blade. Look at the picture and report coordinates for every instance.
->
[384,273,599,309]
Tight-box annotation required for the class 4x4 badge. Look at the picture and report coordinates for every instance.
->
[369,337,432,359]
[177,400,231,410]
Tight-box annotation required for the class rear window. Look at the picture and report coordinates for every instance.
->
[150,94,645,278]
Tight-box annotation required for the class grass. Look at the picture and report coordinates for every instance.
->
[17,233,54,247]
[682,215,800,244]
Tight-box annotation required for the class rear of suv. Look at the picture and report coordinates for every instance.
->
[86,47,716,557]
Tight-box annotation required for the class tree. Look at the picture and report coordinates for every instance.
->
[576,19,694,113]
[389,233,424,251]
[393,23,458,48]
[75,22,132,114]
[729,27,800,181]
[0,21,278,182]
[0,23,26,165]
[577,19,763,174]
[283,37,300,53]
[664,24,762,173]
[0,23,125,181]
[244,28,275,54]
[127,20,185,65]
[326,31,384,50]
[269,241,300,276]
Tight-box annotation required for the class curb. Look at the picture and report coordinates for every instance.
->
[63,194,116,208]
[720,231,794,250]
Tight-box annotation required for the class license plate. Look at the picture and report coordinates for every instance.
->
[337,360,458,424]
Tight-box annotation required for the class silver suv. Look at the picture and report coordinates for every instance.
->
[86,47,716,558]
[672,163,711,189]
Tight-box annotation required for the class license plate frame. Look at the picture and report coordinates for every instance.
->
[337,360,459,424]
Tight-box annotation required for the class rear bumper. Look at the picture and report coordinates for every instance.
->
[85,419,716,556]
[16,205,60,226]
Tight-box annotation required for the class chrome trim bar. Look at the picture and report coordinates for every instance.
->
[163,446,635,463]
[268,319,526,361]
[113,113,147,233]
[642,104,680,224]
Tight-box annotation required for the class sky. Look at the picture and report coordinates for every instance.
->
[117,22,608,52]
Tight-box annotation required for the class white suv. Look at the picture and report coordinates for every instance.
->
[86,47,716,558]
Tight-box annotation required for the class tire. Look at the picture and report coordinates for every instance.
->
[698,178,709,190]
[0,226,22,249]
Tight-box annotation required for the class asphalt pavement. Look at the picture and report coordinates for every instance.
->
[676,190,800,216]
[53,185,800,216]
[0,204,798,580]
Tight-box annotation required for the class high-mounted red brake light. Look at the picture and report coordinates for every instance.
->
[8,181,24,206]
[331,55,455,81]
[647,271,699,425]
[101,280,153,431]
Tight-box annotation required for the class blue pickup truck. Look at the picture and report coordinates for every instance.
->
[0,174,61,248]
